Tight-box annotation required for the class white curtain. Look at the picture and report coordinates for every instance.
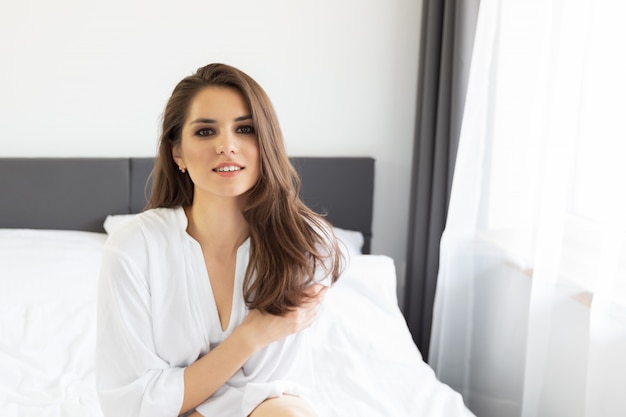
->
[429,0,626,416]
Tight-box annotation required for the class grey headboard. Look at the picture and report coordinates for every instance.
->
[0,157,375,253]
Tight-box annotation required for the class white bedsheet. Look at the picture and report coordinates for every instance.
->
[0,229,106,416]
[0,229,473,417]
[310,255,473,416]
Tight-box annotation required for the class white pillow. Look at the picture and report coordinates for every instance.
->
[104,214,364,256]
[333,227,364,257]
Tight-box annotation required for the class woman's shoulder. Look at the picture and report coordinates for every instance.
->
[103,207,186,252]
[136,206,185,231]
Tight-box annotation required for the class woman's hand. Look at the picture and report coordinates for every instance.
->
[239,284,327,350]
[180,284,327,415]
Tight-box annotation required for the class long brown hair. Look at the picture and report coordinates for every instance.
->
[147,63,341,314]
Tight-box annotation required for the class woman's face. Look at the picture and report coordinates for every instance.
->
[173,86,260,203]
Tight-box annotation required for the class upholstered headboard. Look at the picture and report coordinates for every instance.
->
[0,157,375,252]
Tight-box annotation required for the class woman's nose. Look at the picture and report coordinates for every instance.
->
[215,131,239,154]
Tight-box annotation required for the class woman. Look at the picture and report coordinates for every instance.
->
[96,63,342,417]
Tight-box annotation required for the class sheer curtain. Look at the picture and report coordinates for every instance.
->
[428,0,626,417]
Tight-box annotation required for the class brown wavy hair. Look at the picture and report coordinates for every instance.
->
[147,63,341,314]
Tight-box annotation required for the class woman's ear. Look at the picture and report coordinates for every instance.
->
[171,145,184,171]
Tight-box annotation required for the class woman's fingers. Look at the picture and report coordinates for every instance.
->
[302,284,328,307]
[242,285,328,347]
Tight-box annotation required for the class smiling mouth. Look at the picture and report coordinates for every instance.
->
[213,166,243,172]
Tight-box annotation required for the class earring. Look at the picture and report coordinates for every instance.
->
[179,166,186,173]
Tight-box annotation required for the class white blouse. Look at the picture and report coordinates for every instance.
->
[96,207,322,417]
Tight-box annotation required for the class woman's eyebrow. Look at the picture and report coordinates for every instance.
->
[190,118,216,124]
[190,115,252,124]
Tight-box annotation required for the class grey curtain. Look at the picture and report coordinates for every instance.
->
[404,0,480,361]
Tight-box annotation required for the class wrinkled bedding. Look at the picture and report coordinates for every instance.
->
[0,229,473,417]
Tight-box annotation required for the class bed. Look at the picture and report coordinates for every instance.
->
[0,157,474,417]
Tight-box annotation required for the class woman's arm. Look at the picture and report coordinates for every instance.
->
[179,284,327,415]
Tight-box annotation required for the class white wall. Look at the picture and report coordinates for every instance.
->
[0,0,422,296]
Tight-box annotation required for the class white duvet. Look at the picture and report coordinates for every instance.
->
[0,228,473,417]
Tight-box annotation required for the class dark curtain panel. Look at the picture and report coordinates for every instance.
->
[404,0,480,361]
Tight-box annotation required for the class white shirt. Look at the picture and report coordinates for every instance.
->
[96,207,319,417]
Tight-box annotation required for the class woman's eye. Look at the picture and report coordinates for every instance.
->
[196,128,214,137]
[236,125,255,134]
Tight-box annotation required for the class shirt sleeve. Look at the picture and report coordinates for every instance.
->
[96,235,185,417]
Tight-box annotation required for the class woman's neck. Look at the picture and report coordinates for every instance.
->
[184,196,249,256]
